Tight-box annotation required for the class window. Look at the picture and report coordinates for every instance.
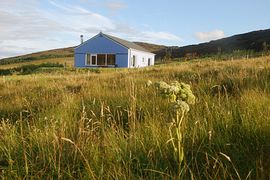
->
[86,54,91,65]
[142,57,145,63]
[97,54,106,66]
[86,53,116,66]
[107,54,116,65]
[85,54,98,66]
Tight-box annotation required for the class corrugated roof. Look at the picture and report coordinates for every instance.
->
[101,33,151,53]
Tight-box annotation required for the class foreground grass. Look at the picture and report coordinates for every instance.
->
[0,56,270,179]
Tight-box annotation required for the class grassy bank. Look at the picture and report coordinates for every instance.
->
[0,56,270,179]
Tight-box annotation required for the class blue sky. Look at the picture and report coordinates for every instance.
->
[0,0,270,59]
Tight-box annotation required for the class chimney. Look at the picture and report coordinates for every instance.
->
[80,35,84,44]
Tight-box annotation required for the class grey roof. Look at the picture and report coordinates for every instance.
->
[101,32,151,53]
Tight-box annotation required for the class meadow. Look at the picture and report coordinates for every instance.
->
[0,56,270,179]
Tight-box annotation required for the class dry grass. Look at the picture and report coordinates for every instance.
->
[0,56,270,179]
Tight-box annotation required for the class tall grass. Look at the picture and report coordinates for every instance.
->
[0,56,270,179]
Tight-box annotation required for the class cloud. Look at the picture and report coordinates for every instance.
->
[0,40,37,59]
[105,1,127,12]
[0,0,63,41]
[0,11,62,41]
[195,30,225,42]
[0,0,117,58]
[106,27,182,45]
[0,0,180,59]
[142,31,182,41]
[48,1,116,33]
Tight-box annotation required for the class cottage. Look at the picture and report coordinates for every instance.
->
[74,32,155,68]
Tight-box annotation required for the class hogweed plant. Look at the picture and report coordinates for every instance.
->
[148,80,195,169]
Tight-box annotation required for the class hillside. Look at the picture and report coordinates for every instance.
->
[0,47,74,67]
[156,29,270,59]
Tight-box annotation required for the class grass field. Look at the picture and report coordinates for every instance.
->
[0,56,270,179]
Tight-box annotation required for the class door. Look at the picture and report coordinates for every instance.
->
[132,55,136,67]
[91,54,97,66]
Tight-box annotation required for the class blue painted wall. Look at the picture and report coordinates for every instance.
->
[116,54,129,67]
[75,34,129,68]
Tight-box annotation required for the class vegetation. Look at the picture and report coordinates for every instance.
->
[149,80,196,170]
[0,57,74,70]
[0,63,64,76]
[0,56,270,179]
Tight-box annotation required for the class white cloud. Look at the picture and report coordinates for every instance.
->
[0,42,36,59]
[105,1,127,12]
[142,31,182,41]
[0,0,181,59]
[0,12,62,41]
[195,30,225,42]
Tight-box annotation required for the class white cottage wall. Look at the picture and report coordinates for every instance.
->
[129,49,155,68]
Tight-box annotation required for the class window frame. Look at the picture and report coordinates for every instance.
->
[85,53,116,67]
[85,53,91,66]
[107,54,116,66]
[91,54,97,66]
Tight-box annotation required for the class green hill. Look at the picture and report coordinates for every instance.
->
[156,29,270,59]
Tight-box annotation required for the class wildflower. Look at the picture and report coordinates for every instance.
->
[172,100,190,113]
[150,80,196,105]
[147,79,195,169]
[154,81,169,90]
[168,86,180,94]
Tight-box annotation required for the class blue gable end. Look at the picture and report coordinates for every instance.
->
[75,34,129,68]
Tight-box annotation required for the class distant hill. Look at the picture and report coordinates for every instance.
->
[156,29,270,59]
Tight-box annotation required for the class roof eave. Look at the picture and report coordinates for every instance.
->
[129,48,155,55]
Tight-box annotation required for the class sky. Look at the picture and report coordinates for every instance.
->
[0,0,270,59]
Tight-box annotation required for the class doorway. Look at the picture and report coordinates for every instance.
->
[132,55,136,67]
[91,54,97,65]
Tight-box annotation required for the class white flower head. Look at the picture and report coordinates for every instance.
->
[152,80,195,107]
[168,86,180,94]
[172,100,190,113]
